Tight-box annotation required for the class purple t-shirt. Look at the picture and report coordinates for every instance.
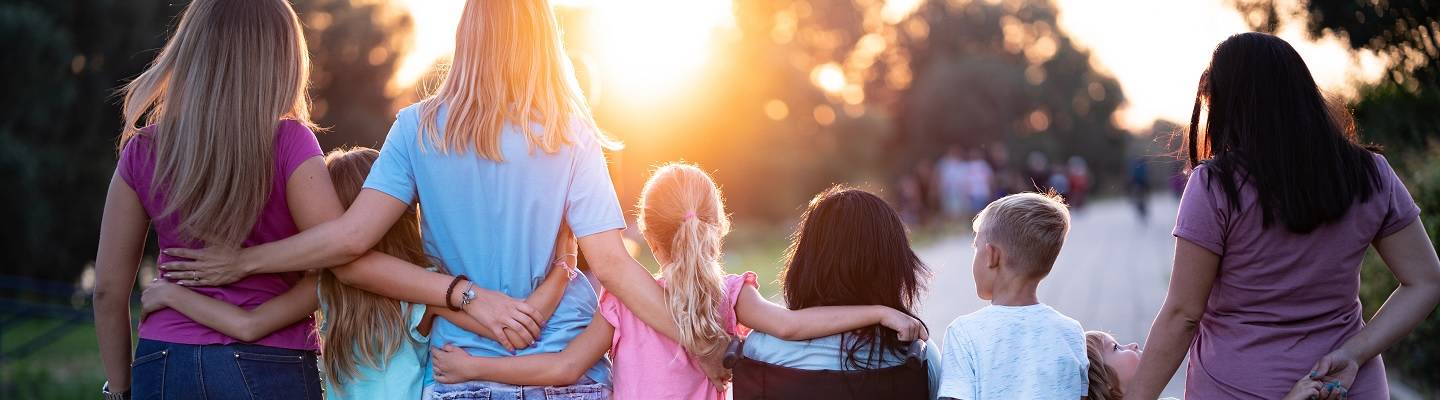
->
[1173,154,1417,399]
[119,120,322,350]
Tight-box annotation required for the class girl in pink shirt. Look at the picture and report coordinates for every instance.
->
[431,163,927,399]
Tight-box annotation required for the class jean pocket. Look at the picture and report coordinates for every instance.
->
[542,381,609,400]
[130,349,168,400]
[233,351,308,400]
[430,386,493,400]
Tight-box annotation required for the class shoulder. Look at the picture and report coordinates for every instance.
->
[724,272,758,295]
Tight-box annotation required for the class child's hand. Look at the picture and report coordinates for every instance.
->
[1280,376,1325,400]
[431,344,482,384]
[139,278,180,320]
[876,307,927,341]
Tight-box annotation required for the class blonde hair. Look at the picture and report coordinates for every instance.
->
[118,0,313,246]
[972,191,1070,277]
[316,147,432,392]
[417,0,617,160]
[1085,331,1125,400]
[637,163,732,360]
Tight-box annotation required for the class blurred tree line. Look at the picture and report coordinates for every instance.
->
[0,0,411,282]
[1235,0,1440,393]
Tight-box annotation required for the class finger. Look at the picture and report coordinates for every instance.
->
[504,328,529,352]
[516,302,544,327]
[159,261,203,272]
[506,318,537,346]
[162,248,203,259]
[492,327,516,353]
[443,344,462,352]
[515,309,542,339]
[163,271,194,281]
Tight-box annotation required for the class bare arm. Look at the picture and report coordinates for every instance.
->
[93,171,150,393]
[735,285,927,341]
[578,229,680,341]
[141,273,318,342]
[431,313,614,386]
[1124,238,1219,399]
[1310,218,1440,398]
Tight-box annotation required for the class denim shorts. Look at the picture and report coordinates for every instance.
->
[130,338,322,400]
[424,377,610,400]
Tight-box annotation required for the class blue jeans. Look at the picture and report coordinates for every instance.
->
[130,339,322,400]
[424,377,610,400]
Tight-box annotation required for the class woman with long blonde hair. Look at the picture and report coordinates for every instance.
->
[159,1,721,397]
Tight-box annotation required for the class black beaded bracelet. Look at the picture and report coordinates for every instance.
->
[445,274,469,311]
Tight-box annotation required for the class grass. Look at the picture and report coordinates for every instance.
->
[2,318,110,399]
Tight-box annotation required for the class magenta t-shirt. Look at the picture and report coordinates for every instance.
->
[1173,154,1417,399]
[599,272,756,400]
[119,120,322,350]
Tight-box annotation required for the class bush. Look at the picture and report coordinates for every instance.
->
[1359,147,1440,395]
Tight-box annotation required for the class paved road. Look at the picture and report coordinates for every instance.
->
[915,194,1186,398]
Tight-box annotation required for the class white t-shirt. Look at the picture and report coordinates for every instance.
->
[938,304,1088,400]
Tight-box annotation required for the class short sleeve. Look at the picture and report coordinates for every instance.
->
[723,272,760,336]
[565,127,627,238]
[937,326,977,400]
[597,290,624,349]
[275,120,323,178]
[1172,165,1226,255]
[406,302,430,344]
[364,109,420,205]
[117,134,153,193]
[1375,155,1421,239]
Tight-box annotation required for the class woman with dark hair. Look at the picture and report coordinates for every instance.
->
[1125,32,1440,400]
[738,186,940,399]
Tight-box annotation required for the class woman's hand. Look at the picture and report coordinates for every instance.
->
[463,287,545,353]
[694,348,732,392]
[431,344,481,384]
[139,279,180,320]
[1309,350,1359,400]
[877,307,928,342]
[1280,376,1325,400]
[158,247,249,287]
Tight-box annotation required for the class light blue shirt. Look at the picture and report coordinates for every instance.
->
[364,103,623,384]
[319,295,432,399]
[743,332,942,399]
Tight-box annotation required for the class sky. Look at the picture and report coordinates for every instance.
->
[396,0,1389,131]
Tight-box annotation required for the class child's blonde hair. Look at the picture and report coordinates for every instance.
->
[417,0,617,160]
[637,163,732,360]
[316,147,431,392]
[1085,331,1125,400]
[118,0,313,247]
[972,191,1070,277]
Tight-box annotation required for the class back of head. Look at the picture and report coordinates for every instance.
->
[1189,32,1380,233]
[1084,331,1125,400]
[972,192,1070,277]
[419,0,617,160]
[317,147,430,391]
[637,163,732,360]
[119,0,312,247]
[782,186,929,369]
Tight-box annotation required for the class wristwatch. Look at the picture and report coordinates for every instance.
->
[102,381,131,400]
[459,281,477,308]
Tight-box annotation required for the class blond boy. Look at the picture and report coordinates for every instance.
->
[938,192,1088,400]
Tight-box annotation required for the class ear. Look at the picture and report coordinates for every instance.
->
[985,243,1002,270]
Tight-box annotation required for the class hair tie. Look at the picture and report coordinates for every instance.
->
[683,211,697,220]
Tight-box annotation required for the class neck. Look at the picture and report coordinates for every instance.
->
[989,271,1040,306]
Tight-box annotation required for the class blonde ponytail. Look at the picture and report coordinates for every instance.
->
[638,163,732,360]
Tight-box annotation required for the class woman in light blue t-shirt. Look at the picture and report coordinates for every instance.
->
[741,187,941,399]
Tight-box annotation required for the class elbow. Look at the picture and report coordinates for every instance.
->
[1159,306,1203,333]
[92,286,129,310]
[334,238,369,265]
[551,363,588,386]
[770,325,805,341]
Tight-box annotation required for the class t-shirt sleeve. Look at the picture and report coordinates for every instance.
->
[564,126,627,238]
[117,134,152,193]
[406,302,430,344]
[1375,155,1421,239]
[1172,165,1226,255]
[937,326,976,400]
[724,272,760,336]
[363,109,420,205]
[597,289,624,348]
[276,120,323,178]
